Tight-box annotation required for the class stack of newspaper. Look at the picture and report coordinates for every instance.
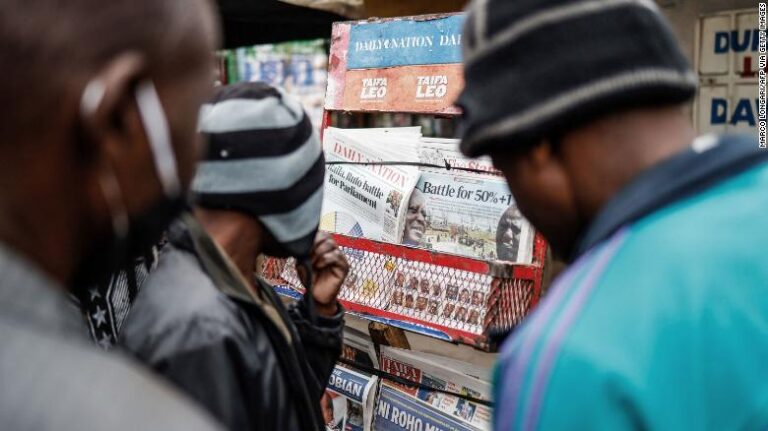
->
[321,127,534,264]
[324,328,379,431]
[374,346,492,431]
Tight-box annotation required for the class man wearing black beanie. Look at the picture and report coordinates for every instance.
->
[459,0,768,429]
[121,82,349,431]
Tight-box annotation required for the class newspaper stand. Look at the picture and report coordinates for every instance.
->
[262,13,547,351]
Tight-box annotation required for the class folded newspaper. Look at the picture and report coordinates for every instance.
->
[374,346,492,431]
[324,328,379,431]
[320,127,535,264]
[321,127,422,244]
[414,138,534,264]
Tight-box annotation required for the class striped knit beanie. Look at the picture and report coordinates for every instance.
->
[193,82,324,258]
[458,0,698,157]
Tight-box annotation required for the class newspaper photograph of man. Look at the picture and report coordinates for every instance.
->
[416,296,429,312]
[404,294,415,308]
[389,289,404,308]
[454,306,468,322]
[459,288,471,304]
[496,206,523,262]
[442,303,456,319]
[419,278,431,294]
[471,291,485,307]
[446,284,459,300]
[428,300,440,316]
[455,399,477,422]
[408,276,419,290]
[321,392,344,431]
[401,188,428,246]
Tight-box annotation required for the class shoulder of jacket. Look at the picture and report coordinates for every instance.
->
[0,325,222,431]
[121,247,251,356]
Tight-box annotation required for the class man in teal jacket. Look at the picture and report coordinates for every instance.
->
[458,0,768,429]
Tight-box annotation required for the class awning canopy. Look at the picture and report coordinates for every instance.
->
[217,0,346,48]
[216,0,467,49]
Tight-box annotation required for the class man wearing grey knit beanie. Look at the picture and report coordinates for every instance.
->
[459,0,768,429]
[120,82,349,431]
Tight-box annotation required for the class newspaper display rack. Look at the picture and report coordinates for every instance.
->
[262,13,547,352]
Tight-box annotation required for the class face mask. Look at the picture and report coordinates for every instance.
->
[259,227,319,260]
[73,79,187,288]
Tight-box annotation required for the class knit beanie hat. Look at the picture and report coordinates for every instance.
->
[458,0,698,157]
[193,82,324,259]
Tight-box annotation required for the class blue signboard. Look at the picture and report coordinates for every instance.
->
[374,386,476,431]
[347,15,465,69]
[710,98,759,126]
[713,29,760,53]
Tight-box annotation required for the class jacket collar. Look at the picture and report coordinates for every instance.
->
[0,243,87,339]
[170,213,295,343]
[573,134,768,260]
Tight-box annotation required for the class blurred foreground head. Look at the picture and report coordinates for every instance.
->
[459,0,697,260]
[194,82,325,259]
[0,0,219,288]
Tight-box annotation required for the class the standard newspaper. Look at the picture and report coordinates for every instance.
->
[324,328,379,431]
[374,346,492,431]
[320,127,535,264]
[411,139,534,264]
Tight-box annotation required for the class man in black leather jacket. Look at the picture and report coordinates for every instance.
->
[120,82,348,430]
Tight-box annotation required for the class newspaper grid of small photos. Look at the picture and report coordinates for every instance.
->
[281,246,493,335]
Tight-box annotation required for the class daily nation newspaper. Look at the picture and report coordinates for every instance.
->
[374,346,492,431]
[321,127,421,244]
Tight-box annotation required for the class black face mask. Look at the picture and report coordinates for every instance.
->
[72,80,185,293]
[71,197,187,293]
[258,222,321,324]
[258,221,319,261]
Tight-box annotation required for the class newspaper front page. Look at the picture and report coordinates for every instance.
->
[325,366,378,431]
[324,328,379,431]
[409,139,535,264]
[321,127,421,243]
[374,346,492,431]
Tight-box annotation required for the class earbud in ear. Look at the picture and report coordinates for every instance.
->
[80,79,106,118]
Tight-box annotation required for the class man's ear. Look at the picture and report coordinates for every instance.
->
[523,139,573,199]
[79,51,170,218]
[79,51,148,151]
[525,140,560,172]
